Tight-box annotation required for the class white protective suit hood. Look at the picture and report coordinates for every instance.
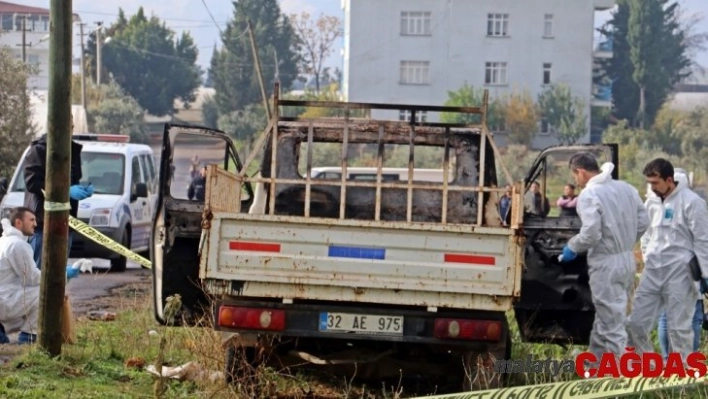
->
[1,219,25,240]
[585,162,615,188]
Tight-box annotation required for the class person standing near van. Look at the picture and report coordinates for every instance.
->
[23,119,93,269]
[188,166,207,202]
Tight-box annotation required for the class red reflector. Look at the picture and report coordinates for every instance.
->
[229,241,281,253]
[217,306,286,331]
[444,254,496,265]
[433,318,502,341]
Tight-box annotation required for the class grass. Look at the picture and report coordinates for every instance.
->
[0,280,706,398]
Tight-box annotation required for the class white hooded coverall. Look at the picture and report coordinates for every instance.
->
[567,163,649,361]
[628,171,708,362]
[0,218,40,334]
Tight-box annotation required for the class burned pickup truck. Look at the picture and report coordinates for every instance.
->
[151,84,618,391]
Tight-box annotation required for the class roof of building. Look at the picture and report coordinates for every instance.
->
[0,1,80,21]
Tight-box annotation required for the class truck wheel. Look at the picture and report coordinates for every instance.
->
[225,345,259,391]
[110,229,129,272]
[462,332,512,391]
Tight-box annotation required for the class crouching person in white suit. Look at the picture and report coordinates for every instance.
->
[0,207,41,344]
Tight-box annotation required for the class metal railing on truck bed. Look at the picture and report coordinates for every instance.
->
[209,82,521,230]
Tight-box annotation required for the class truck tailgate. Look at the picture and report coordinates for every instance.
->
[201,213,522,311]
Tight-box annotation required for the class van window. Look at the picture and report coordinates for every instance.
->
[82,153,126,195]
[131,156,144,187]
[13,152,126,195]
[139,154,151,191]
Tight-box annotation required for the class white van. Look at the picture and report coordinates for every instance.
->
[0,134,158,272]
[310,167,453,182]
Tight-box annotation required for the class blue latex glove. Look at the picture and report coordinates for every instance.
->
[66,266,79,281]
[84,184,95,197]
[69,185,89,201]
[560,245,577,263]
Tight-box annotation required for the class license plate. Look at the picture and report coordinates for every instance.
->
[319,312,403,335]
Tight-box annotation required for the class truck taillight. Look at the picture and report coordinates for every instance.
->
[218,306,286,331]
[433,319,502,341]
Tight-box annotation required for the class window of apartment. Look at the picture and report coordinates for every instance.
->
[27,54,40,68]
[0,13,14,31]
[544,14,553,37]
[400,11,432,36]
[400,61,430,85]
[485,62,507,85]
[487,13,509,37]
[399,110,428,123]
[543,63,552,84]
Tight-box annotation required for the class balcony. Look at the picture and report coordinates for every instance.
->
[592,83,612,107]
[593,34,613,58]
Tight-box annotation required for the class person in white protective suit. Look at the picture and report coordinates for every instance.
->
[559,152,649,363]
[650,169,705,360]
[627,158,708,363]
[0,207,41,344]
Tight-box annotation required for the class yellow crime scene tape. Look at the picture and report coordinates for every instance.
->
[68,216,152,269]
[411,375,707,399]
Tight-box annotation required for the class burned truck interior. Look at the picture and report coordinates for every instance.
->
[513,144,619,346]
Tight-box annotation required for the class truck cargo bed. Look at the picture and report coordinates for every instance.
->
[201,214,521,311]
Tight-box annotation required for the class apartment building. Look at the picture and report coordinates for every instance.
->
[0,1,80,91]
[341,0,615,149]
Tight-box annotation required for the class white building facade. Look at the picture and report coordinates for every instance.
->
[341,0,615,149]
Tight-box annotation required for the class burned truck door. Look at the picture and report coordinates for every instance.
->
[151,124,250,325]
[513,143,618,346]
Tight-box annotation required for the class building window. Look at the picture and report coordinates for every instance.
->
[400,11,432,36]
[27,54,40,68]
[400,61,430,85]
[485,62,507,85]
[0,13,14,31]
[487,13,509,37]
[544,14,553,37]
[543,63,552,84]
[539,119,551,135]
[399,110,428,123]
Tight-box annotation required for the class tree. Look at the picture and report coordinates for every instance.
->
[536,83,587,145]
[85,8,202,116]
[90,82,148,143]
[598,0,692,128]
[439,83,505,130]
[502,91,538,146]
[289,11,342,94]
[210,0,300,115]
[0,48,36,178]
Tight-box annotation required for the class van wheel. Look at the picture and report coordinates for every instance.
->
[110,230,129,272]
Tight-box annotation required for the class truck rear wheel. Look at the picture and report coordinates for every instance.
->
[461,330,512,391]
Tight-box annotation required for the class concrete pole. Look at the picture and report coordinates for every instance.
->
[79,22,86,109]
[96,22,102,86]
[38,0,73,357]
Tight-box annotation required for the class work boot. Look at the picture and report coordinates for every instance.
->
[17,331,37,345]
[0,324,8,344]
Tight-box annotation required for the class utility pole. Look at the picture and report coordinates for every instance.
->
[78,22,86,108]
[95,21,102,85]
[21,15,26,63]
[247,19,271,120]
[39,0,73,357]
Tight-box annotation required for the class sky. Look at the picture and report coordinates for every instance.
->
[14,0,708,81]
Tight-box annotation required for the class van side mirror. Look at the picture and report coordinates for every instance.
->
[132,182,148,201]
